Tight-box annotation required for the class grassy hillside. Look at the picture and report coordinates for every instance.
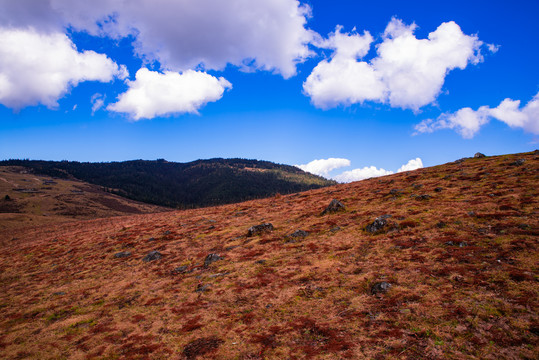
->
[0,166,169,232]
[0,151,537,359]
[0,158,336,208]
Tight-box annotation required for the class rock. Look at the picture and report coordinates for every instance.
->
[436,221,447,228]
[389,189,403,195]
[255,260,267,264]
[172,265,189,274]
[371,281,391,295]
[289,230,308,238]
[247,223,274,237]
[474,152,486,158]
[509,159,525,166]
[330,226,341,233]
[142,250,162,262]
[321,199,345,215]
[4,195,11,201]
[53,291,66,296]
[467,211,476,217]
[195,284,211,293]
[434,187,443,192]
[204,253,223,267]
[416,194,431,200]
[445,241,468,247]
[114,251,132,258]
[163,230,171,235]
[412,184,423,190]
[365,215,398,234]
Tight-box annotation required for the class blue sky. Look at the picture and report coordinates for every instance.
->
[0,0,538,181]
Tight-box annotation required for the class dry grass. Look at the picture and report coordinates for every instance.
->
[0,152,537,359]
[0,166,169,232]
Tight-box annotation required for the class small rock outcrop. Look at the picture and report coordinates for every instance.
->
[195,284,211,293]
[474,152,486,158]
[321,199,345,215]
[114,251,131,258]
[172,265,189,274]
[510,159,525,166]
[204,253,223,267]
[365,215,399,234]
[142,250,162,262]
[371,281,391,295]
[289,230,309,238]
[247,223,274,237]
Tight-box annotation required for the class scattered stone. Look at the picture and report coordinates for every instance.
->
[416,194,431,200]
[204,253,223,267]
[436,221,447,229]
[289,230,308,238]
[247,223,274,237]
[412,184,423,190]
[434,187,443,193]
[172,265,189,274]
[445,241,468,247]
[255,260,267,264]
[509,159,525,166]
[148,237,156,241]
[330,226,341,233]
[142,250,162,262]
[321,199,346,215]
[114,251,131,258]
[454,158,467,164]
[4,194,11,201]
[371,282,391,295]
[53,291,66,296]
[389,189,403,195]
[208,273,228,278]
[474,152,486,158]
[467,211,476,217]
[163,230,171,235]
[208,225,215,230]
[195,284,211,293]
[365,215,398,234]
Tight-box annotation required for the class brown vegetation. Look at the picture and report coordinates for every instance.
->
[0,152,537,359]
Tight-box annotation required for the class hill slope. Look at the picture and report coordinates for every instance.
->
[0,166,169,232]
[0,151,537,359]
[0,158,336,208]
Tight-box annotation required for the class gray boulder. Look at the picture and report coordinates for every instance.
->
[247,223,274,237]
[142,250,162,262]
[321,199,345,215]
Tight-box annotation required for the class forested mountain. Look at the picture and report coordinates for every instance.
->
[0,158,335,208]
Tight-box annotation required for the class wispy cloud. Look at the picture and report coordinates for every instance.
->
[414,92,539,138]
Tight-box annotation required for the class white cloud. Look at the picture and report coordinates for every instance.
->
[1,0,315,79]
[295,158,351,177]
[304,18,487,111]
[414,92,539,138]
[0,27,127,110]
[91,93,106,115]
[333,166,394,183]
[107,68,232,120]
[397,157,423,172]
[297,157,424,182]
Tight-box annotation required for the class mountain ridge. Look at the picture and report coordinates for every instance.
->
[0,158,336,209]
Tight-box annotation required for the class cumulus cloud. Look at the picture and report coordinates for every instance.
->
[295,158,351,177]
[304,18,487,111]
[0,27,127,110]
[414,92,539,138]
[1,0,315,78]
[333,166,394,183]
[297,157,424,182]
[107,68,232,120]
[397,158,424,172]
